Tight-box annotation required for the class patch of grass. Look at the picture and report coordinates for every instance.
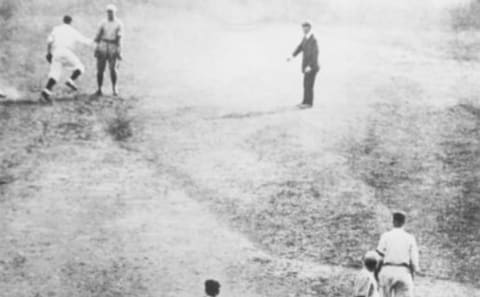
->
[232,258,355,297]
[232,174,381,268]
[448,33,480,62]
[344,97,480,285]
[0,0,16,21]
[60,259,149,297]
[106,109,133,142]
[0,173,15,185]
[435,103,480,283]
[0,97,132,194]
[450,0,480,31]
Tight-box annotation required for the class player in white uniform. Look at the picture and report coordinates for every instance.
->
[40,15,94,103]
[376,211,420,297]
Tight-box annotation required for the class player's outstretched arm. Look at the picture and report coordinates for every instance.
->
[75,29,96,48]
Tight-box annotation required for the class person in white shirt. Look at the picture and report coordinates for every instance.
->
[94,4,124,96]
[40,15,94,103]
[376,211,419,297]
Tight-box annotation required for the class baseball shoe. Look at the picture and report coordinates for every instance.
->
[39,90,53,104]
[297,103,312,109]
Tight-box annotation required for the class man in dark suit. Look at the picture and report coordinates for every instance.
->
[287,22,319,108]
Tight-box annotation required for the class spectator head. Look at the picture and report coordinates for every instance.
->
[393,211,406,228]
[63,15,72,24]
[301,21,312,34]
[205,279,221,297]
[363,251,378,272]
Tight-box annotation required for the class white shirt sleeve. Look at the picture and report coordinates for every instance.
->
[376,233,387,257]
[47,29,55,44]
[409,236,420,271]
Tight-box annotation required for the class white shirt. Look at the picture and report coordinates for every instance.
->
[377,228,419,271]
[47,24,92,52]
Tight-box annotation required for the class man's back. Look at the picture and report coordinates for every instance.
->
[377,228,419,270]
[377,213,418,297]
[49,24,90,52]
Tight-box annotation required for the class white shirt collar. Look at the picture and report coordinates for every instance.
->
[305,31,313,39]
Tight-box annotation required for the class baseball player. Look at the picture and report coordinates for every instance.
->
[287,21,319,109]
[376,211,420,297]
[94,4,124,96]
[40,15,94,103]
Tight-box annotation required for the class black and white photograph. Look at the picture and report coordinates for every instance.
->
[0,0,479,296]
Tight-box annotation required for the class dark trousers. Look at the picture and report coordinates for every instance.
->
[303,71,317,106]
[97,55,118,88]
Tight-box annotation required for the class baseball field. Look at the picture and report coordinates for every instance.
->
[1,0,480,296]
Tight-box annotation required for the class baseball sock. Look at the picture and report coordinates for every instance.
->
[45,78,56,91]
[71,69,81,81]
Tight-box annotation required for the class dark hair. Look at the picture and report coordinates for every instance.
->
[205,279,220,297]
[393,212,406,227]
[364,258,377,272]
[63,15,72,24]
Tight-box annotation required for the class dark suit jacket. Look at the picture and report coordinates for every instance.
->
[293,34,319,73]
